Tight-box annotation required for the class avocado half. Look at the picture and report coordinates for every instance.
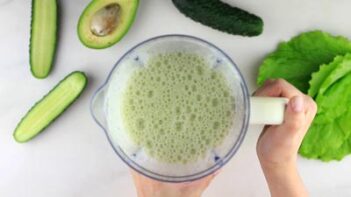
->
[78,0,139,49]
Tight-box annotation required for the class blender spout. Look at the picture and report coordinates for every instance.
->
[90,85,108,130]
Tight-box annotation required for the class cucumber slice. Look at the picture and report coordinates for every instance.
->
[30,0,58,78]
[14,71,88,143]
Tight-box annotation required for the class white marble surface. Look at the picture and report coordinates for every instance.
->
[1,0,351,196]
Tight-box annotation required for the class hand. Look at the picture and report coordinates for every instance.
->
[131,170,218,197]
[255,79,317,168]
[254,79,317,197]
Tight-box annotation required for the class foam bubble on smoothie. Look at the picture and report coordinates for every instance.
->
[121,52,235,164]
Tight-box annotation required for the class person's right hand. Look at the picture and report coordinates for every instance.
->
[254,79,317,197]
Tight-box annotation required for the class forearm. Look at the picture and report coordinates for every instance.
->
[260,163,308,197]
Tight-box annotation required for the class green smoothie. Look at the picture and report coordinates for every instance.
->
[121,52,235,164]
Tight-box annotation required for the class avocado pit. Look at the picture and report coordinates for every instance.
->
[90,3,120,37]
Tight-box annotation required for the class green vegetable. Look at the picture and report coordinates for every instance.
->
[257,31,351,93]
[172,0,263,36]
[315,54,351,97]
[307,57,340,98]
[30,0,58,78]
[77,0,139,49]
[300,62,351,161]
[308,54,351,126]
[13,72,88,143]
[300,53,351,161]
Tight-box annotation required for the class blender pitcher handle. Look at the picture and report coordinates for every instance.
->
[90,86,108,129]
[249,97,288,125]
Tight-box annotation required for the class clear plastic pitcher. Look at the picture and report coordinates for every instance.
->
[91,35,287,182]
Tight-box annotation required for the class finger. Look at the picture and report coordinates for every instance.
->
[281,96,306,134]
[301,96,317,135]
[182,170,220,186]
[255,79,302,99]
[304,95,317,122]
[213,169,221,177]
[252,79,274,95]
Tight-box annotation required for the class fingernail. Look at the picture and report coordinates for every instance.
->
[291,96,304,112]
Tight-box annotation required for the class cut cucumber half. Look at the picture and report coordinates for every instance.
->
[14,71,88,143]
[30,0,58,78]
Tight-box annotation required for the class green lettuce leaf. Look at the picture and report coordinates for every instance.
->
[317,53,351,96]
[257,30,351,93]
[299,55,351,161]
[308,56,343,98]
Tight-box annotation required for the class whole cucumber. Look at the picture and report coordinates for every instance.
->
[172,0,263,36]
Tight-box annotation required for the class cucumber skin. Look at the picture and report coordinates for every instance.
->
[172,0,263,36]
[29,0,58,79]
[13,71,88,143]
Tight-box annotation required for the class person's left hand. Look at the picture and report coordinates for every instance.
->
[131,170,219,197]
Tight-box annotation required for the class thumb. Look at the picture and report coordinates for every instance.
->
[281,96,305,133]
